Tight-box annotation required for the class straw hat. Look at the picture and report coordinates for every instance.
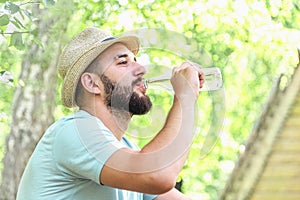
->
[57,27,140,108]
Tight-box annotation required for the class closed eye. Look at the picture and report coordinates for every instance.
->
[114,53,136,65]
[118,60,128,65]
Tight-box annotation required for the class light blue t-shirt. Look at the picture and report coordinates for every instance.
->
[17,110,157,200]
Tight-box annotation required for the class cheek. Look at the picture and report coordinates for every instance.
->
[116,74,134,87]
[104,69,123,84]
[102,68,136,93]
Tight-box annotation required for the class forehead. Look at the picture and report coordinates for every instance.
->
[100,43,134,61]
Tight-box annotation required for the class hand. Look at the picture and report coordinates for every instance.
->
[190,61,205,90]
[171,61,204,101]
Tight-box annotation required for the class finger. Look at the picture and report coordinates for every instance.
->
[172,63,190,76]
[172,67,183,77]
[198,70,205,88]
[187,61,204,75]
[199,79,205,88]
[185,61,196,68]
[199,71,204,80]
[173,61,200,75]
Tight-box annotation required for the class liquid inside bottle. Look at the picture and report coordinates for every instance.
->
[143,67,223,92]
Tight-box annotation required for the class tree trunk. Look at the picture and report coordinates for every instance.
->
[0,2,74,199]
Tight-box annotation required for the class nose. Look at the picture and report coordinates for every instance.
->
[133,62,147,77]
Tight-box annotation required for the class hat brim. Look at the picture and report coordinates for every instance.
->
[61,35,140,108]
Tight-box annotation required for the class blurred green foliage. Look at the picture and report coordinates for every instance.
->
[0,0,300,199]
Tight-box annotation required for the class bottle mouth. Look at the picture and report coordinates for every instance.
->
[142,79,148,89]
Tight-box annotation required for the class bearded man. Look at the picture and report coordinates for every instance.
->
[17,27,204,200]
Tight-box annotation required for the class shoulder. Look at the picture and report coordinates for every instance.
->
[53,110,127,165]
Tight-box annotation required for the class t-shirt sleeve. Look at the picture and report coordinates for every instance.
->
[53,116,126,185]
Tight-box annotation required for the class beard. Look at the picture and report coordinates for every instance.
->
[100,74,152,115]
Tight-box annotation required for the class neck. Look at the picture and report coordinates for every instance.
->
[80,103,132,141]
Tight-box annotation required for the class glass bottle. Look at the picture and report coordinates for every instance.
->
[143,67,223,92]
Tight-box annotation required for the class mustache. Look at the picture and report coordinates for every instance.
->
[132,77,143,87]
[100,73,142,90]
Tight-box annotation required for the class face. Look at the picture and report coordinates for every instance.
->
[97,43,152,115]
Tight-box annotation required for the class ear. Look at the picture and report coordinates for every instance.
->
[80,73,101,94]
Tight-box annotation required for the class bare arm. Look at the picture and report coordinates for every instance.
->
[155,188,191,200]
[100,62,204,194]
[155,188,190,200]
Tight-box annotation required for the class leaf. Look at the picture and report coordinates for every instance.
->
[19,9,25,20]
[10,20,20,29]
[9,32,25,50]
[0,25,6,32]
[20,10,37,21]
[4,2,20,14]
[42,0,56,6]
[0,14,10,26]
[33,38,44,48]
[13,16,26,29]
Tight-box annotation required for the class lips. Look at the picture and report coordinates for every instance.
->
[133,79,147,94]
[137,82,146,94]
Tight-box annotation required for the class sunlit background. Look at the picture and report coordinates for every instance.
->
[0,0,299,199]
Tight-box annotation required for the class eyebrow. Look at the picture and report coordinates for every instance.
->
[114,53,137,61]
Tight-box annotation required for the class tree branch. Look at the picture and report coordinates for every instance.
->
[19,1,41,7]
[0,31,31,35]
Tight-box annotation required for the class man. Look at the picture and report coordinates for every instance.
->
[17,27,204,199]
